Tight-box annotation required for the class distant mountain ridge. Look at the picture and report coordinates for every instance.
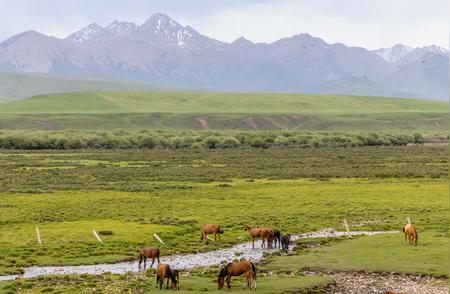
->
[0,13,448,100]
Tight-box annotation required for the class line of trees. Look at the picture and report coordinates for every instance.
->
[0,130,446,150]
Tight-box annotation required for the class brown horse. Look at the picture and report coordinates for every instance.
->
[156,263,179,290]
[403,224,418,246]
[243,224,271,249]
[217,261,256,290]
[200,224,224,241]
[138,247,160,269]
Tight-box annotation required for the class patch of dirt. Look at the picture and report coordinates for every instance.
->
[242,117,259,130]
[27,119,56,130]
[330,271,448,294]
[194,116,210,130]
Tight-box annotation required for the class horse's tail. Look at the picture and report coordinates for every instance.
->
[402,225,405,233]
[217,263,230,284]
[251,262,257,280]
[414,229,418,243]
[200,232,204,241]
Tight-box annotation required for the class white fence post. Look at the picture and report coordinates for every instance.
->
[35,227,42,244]
[343,219,350,236]
[92,230,103,244]
[154,233,165,245]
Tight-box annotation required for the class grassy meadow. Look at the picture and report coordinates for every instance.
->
[0,91,447,131]
[0,146,447,282]
[0,91,447,292]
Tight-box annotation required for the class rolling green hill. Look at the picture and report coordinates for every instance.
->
[0,91,447,131]
[0,73,168,100]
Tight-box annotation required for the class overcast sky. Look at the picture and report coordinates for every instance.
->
[0,0,448,49]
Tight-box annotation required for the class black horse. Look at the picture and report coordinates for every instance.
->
[272,229,281,248]
[280,234,291,253]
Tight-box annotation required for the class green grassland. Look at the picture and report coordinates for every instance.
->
[267,232,448,277]
[0,91,447,131]
[0,73,165,101]
[0,146,447,278]
[0,273,332,293]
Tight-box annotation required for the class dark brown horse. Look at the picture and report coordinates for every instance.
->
[403,224,418,246]
[156,263,179,290]
[200,224,224,241]
[272,229,281,248]
[217,261,256,290]
[243,224,271,249]
[280,234,291,253]
[138,247,160,269]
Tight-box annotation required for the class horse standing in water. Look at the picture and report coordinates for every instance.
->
[217,261,256,290]
[271,229,281,248]
[200,224,224,241]
[243,224,271,249]
[280,234,291,253]
[138,247,160,269]
[156,263,179,290]
[403,224,418,246]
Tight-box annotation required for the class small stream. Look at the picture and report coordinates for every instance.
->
[0,230,398,281]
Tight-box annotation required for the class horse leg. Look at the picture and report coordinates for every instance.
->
[150,258,155,268]
[261,237,265,248]
[245,271,251,288]
[226,275,232,288]
[166,277,169,289]
[143,257,147,270]
[138,254,142,269]
[252,237,255,249]
[214,233,217,242]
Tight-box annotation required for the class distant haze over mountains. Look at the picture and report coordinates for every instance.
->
[0,13,448,100]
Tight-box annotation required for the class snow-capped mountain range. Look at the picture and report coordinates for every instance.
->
[0,13,448,100]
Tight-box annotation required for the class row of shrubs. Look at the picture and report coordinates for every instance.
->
[0,130,446,150]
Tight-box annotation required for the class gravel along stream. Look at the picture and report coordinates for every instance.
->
[0,230,397,281]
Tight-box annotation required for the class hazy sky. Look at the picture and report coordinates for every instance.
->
[0,0,448,49]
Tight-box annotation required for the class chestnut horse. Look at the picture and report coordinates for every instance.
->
[217,261,256,290]
[403,224,418,246]
[156,263,179,290]
[243,224,271,249]
[200,224,224,241]
[138,247,160,269]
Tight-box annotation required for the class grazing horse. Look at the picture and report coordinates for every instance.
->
[217,261,256,290]
[403,224,418,246]
[243,224,271,249]
[200,224,224,241]
[138,247,160,269]
[156,263,179,290]
[280,234,291,253]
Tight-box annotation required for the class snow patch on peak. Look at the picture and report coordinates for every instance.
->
[106,21,136,36]
[373,44,413,63]
[421,45,448,55]
[66,23,104,43]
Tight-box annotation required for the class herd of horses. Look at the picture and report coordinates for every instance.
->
[138,222,419,290]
